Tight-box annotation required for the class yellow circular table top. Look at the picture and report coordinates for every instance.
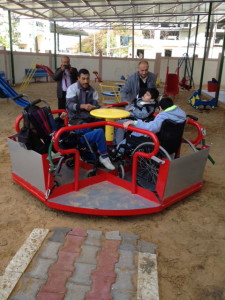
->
[90,108,130,120]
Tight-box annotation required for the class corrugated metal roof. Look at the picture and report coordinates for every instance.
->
[0,0,225,29]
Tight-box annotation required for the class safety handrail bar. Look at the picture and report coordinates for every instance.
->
[186,117,206,147]
[53,121,160,194]
[14,114,205,195]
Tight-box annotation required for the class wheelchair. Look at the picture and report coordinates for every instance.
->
[112,118,196,190]
[12,95,107,196]
[57,130,101,178]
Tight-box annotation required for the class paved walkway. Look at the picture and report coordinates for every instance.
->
[0,227,159,300]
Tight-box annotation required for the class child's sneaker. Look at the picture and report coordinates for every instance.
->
[99,156,115,170]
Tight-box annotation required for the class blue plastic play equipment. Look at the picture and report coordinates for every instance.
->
[189,90,216,110]
[0,77,29,107]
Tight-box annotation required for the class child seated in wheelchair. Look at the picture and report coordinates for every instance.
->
[115,97,186,157]
[55,112,115,170]
[114,88,159,145]
[126,87,159,120]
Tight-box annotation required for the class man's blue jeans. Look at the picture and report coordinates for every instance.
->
[77,128,107,155]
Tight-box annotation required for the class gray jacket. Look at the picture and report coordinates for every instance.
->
[126,98,156,120]
[66,82,99,122]
[120,71,156,102]
[132,105,186,137]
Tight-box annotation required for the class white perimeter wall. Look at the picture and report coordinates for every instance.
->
[159,56,223,88]
[0,50,224,88]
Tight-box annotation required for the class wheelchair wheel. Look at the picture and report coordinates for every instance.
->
[118,164,125,179]
[54,180,59,187]
[66,158,74,169]
[87,169,97,177]
[132,142,171,188]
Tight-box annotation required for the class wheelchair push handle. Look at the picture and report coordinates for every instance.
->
[31,99,50,108]
[31,99,42,105]
[13,94,28,101]
[13,93,50,107]
[186,114,198,121]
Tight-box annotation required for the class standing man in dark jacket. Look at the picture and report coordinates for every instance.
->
[53,55,78,110]
[120,60,156,103]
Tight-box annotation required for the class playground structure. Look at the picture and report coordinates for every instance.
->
[19,61,54,93]
[36,64,54,77]
[188,5,225,110]
[189,77,219,111]
[164,53,193,98]
[163,49,222,110]
[8,101,210,216]
[164,61,179,98]
[178,53,193,91]
[93,71,102,82]
[189,90,216,110]
[99,83,122,104]
[0,77,29,107]
[19,60,37,92]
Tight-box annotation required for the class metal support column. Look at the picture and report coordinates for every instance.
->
[199,2,212,95]
[215,32,225,107]
[132,23,134,59]
[8,10,15,85]
[186,23,191,55]
[206,23,215,58]
[57,33,60,52]
[190,15,200,88]
[79,35,82,53]
[184,23,192,79]
[53,21,57,70]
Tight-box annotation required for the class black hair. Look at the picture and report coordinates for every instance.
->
[145,88,159,102]
[159,97,174,110]
[78,68,90,77]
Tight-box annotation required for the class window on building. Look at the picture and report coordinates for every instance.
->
[165,49,172,57]
[142,30,155,39]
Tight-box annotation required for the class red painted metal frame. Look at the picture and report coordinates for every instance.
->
[11,113,207,216]
[53,121,160,196]
[186,117,205,147]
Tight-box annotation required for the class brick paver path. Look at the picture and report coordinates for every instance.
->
[9,227,158,300]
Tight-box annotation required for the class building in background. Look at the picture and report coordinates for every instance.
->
[0,8,224,59]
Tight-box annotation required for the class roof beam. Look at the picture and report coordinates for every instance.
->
[59,1,90,23]
[6,0,45,19]
[34,1,70,21]
[1,0,224,11]
[81,0,106,23]
[0,0,224,28]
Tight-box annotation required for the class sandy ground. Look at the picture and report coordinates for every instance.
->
[0,80,225,300]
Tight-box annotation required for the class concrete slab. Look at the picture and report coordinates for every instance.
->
[0,228,49,300]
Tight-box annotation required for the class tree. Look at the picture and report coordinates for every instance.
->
[75,29,110,55]
[74,28,132,57]
[0,10,20,48]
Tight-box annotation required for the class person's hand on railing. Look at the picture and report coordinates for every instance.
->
[123,120,134,129]
[80,104,96,111]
